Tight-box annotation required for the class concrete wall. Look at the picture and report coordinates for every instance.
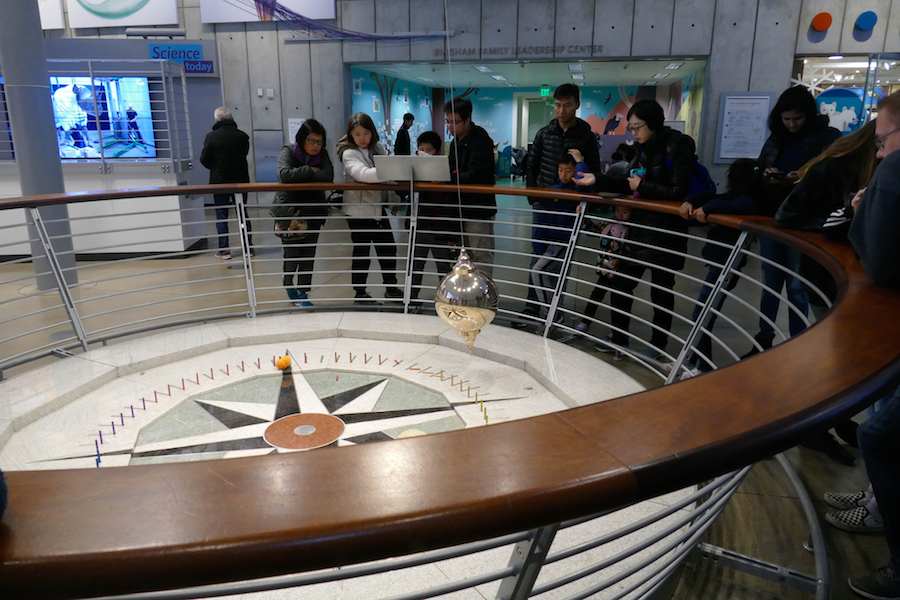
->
[36,0,900,183]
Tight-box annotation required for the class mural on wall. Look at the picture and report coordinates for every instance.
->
[199,0,336,23]
[817,88,863,134]
[350,68,433,150]
[350,67,706,164]
[66,0,179,29]
[39,0,65,30]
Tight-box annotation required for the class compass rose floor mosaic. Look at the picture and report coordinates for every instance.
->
[0,312,707,600]
[0,312,645,470]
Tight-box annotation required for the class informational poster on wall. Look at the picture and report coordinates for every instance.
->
[254,130,286,183]
[39,0,65,30]
[67,0,179,29]
[200,0,336,23]
[288,118,306,144]
[714,93,774,163]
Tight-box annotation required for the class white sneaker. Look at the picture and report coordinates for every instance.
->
[679,367,701,380]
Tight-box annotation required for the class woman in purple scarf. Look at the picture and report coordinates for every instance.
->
[271,120,334,306]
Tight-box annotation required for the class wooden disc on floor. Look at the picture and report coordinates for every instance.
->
[264,414,345,451]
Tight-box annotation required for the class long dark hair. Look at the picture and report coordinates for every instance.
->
[345,112,379,148]
[797,120,878,188]
[295,119,326,148]
[768,86,819,139]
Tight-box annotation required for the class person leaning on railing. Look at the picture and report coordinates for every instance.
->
[444,96,497,278]
[271,119,333,307]
[336,112,402,305]
[742,86,841,358]
[843,90,900,600]
[577,99,693,360]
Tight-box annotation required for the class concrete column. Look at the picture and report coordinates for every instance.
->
[0,0,76,288]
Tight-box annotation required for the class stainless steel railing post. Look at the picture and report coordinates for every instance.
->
[495,524,560,600]
[402,174,417,313]
[28,207,89,351]
[235,193,257,318]
[664,231,749,384]
[543,201,588,338]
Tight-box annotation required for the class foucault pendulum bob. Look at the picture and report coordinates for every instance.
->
[434,247,499,354]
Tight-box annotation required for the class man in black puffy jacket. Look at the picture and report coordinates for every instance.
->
[200,107,252,259]
[526,84,603,199]
[518,85,603,323]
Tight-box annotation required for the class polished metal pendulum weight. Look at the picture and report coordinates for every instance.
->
[434,247,499,354]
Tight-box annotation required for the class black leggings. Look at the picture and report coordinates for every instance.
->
[281,228,320,295]
[348,216,397,291]
[607,259,677,349]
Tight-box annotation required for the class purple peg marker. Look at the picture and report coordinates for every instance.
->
[99,430,103,444]
[120,413,124,426]
[130,406,135,418]
[111,421,116,435]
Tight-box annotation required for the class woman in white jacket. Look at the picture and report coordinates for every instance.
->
[336,113,401,304]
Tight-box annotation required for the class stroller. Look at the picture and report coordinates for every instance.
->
[509,146,528,181]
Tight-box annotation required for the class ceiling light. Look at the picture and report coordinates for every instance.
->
[665,62,684,69]
[490,75,507,81]
[643,81,657,86]
[576,82,584,86]
[834,74,843,81]
[504,83,518,87]
[571,74,584,80]
[829,55,844,60]
[856,69,861,73]
[803,59,809,64]
[653,73,669,79]
[473,66,492,73]
[885,63,891,70]
[568,64,584,71]
[416,77,434,82]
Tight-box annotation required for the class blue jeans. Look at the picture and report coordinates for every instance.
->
[688,265,740,371]
[214,193,252,250]
[858,384,900,572]
[758,237,808,338]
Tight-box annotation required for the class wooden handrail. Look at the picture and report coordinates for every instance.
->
[0,184,898,599]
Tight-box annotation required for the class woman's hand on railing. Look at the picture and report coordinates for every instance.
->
[678,202,694,220]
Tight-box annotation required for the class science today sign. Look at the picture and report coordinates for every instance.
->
[148,43,215,76]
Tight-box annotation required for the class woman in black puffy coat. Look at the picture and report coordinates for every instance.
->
[589,99,694,360]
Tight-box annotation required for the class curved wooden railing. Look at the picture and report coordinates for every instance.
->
[0,183,898,599]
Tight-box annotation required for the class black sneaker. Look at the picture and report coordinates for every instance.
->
[354,291,377,305]
[801,432,855,466]
[740,333,774,359]
[849,565,900,600]
[384,287,404,300]
[512,307,539,330]
[215,250,231,260]
[835,420,860,448]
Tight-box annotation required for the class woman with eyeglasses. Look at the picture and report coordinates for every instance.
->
[742,86,841,358]
[271,119,333,307]
[583,99,697,361]
[336,112,402,305]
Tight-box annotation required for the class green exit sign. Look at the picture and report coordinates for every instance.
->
[540,88,550,97]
